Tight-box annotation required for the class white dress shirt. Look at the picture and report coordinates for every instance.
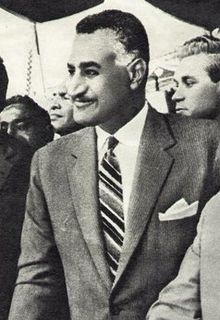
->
[96,103,148,225]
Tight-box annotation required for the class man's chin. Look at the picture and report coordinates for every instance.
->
[74,116,98,127]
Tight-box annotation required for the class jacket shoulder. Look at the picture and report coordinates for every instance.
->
[36,127,91,159]
[164,111,219,130]
[163,112,220,140]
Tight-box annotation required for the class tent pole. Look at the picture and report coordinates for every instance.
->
[34,22,46,97]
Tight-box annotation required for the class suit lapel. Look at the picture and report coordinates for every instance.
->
[65,128,112,291]
[113,107,176,288]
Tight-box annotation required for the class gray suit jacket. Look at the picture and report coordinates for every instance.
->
[147,191,220,320]
[9,107,220,320]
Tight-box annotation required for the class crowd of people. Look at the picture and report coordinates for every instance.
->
[1,8,220,320]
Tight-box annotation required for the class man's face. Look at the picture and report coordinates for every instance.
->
[49,85,77,135]
[0,104,40,148]
[172,55,220,118]
[65,29,131,129]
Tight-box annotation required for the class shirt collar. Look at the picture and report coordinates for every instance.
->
[96,101,148,151]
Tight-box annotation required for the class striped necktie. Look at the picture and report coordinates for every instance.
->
[99,136,125,281]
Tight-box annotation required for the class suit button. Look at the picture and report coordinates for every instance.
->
[110,305,121,315]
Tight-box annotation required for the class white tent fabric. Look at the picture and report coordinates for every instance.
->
[0,10,43,100]
[0,0,206,111]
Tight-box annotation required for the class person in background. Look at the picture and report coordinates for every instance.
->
[169,33,220,119]
[0,95,54,150]
[49,83,83,137]
[0,59,34,320]
[147,191,220,320]
[0,57,8,111]
[8,10,220,320]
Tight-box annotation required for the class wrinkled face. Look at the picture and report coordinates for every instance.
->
[65,29,131,129]
[0,104,42,148]
[172,55,220,118]
[49,86,77,135]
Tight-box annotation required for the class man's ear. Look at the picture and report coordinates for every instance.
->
[127,58,148,90]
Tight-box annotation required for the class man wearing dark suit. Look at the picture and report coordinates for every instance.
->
[8,10,220,320]
[147,192,220,320]
[0,58,34,319]
[0,132,33,320]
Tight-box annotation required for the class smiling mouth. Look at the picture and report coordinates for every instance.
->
[74,100,95,109]
[175,107,187,113]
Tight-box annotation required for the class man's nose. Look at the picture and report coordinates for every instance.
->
[50,103,61,111]
[6,124,13,136]
[66,75,87,99]
[172,86,184,102]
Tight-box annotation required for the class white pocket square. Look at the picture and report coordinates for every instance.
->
[158,199,199,221]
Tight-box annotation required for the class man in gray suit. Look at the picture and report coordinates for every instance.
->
[9,10,220,320]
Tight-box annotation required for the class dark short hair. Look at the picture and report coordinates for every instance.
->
[76,9,149,82]
[0,58,8,111]
[202,54,220,83]
[4,95,54,145]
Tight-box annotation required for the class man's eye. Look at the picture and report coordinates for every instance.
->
[59,93,70,100]
[84,69,99,77]
[185,79,196,87]
[0,122,8,132]
[15,122,29,131]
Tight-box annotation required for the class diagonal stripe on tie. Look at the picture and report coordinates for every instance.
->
[102,158,122,182]
[99,171,123,199]
[99,136,125,282]
[100,202,125,231]
[99,190,123,218]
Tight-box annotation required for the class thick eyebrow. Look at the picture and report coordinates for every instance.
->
[80,62,101,69]
[12,116,33,123]
[67,62,101,70]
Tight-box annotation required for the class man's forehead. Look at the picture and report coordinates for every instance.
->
[68,29,125,65]
[175,55,210,79]
[1,104,31,120]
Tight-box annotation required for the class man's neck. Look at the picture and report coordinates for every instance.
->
[58,123,83,136]
[99,94,145,134]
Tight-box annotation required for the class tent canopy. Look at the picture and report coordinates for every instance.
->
[0,0,104,22]
[0,0,220,28]
[147,0,220,31]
